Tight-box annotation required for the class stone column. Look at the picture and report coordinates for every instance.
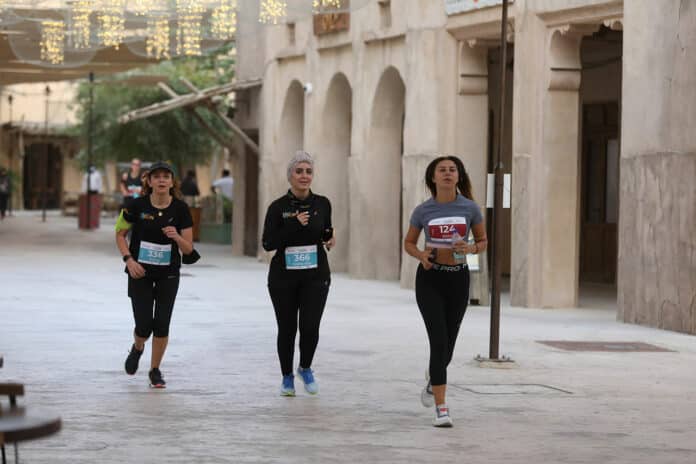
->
[511,20,597,308]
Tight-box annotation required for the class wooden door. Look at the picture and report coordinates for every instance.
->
[580,103,619,283]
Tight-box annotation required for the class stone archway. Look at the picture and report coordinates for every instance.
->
[363,67,405,280]
[317,73,352,272]
[277,80,305,187]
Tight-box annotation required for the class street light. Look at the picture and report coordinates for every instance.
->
[476,0,514,366]
[85,71,94,229]
[42,85,51,223]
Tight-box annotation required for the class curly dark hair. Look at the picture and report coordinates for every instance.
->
[142,169,182,200]
[425,155,474,200]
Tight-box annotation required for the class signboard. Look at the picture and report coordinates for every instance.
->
[313,12,350,35]
[445,0,510,16]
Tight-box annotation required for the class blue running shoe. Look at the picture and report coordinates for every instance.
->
[280,374,296,397]
[296,367,318,395]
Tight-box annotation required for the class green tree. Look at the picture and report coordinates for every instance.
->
[71,45,235,176]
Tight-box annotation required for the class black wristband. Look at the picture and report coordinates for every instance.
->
[122,255,132,263]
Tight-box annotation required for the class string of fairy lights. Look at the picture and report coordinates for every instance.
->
[1,0,350,67]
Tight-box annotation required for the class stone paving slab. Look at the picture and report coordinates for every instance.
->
[1,214,695,463]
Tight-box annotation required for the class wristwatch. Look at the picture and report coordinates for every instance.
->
[122,255,132,263]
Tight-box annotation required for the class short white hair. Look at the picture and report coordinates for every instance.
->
[287,150,314,180]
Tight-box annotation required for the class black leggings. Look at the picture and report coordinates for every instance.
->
[268,277,330,376]
[0,194,8,218]
[128,275,180,338]
[415,264,470,386]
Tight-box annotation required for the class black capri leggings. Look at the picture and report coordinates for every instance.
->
[268,277,330,376]
[415,264,470,386]
[128,275,180,338]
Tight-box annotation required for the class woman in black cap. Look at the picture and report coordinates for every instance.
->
[115,161,193,388]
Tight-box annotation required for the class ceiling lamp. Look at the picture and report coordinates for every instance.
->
[99,0,126,49]
[176,0,204,56]
[40,20,66,65]
[70,0,93,49]
[211,0,237,40]
[259,0,286,24]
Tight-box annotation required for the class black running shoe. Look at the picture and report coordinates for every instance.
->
[124,344,144,375]
[149,368,166,389]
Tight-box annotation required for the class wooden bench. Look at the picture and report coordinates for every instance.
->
[0,384,23,409]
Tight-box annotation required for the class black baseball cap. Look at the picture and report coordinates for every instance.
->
[148,161,175,176]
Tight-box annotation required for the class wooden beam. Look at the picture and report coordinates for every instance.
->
[118,78,261,156]
[118,79,261,124]
[157,83,235,151]
[188,108,236,151]
[177,79,260,156]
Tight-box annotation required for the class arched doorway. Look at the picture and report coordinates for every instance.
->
[317,73,352,272]
[365,67,405,280]
[276,80,305,189]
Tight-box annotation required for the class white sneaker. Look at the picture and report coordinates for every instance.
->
[433,404,453,428]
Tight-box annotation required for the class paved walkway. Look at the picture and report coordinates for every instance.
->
[0,213,695,463]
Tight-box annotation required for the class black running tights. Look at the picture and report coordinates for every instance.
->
[128,275,180,338]
[415,265,470,386]
[269,278,330,376]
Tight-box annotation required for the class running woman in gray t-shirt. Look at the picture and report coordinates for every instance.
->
[404,155,488,428]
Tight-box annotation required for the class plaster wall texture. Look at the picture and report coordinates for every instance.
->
[619,0,696,334]
[238,0,693,334]
[0,82,78,126]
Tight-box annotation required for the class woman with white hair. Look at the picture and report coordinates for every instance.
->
[262,151,335,396]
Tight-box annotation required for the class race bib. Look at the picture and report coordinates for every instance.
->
[285,245,318,270]
[427,217,468,248]
[138,241,172,266]
[128,185,142,198]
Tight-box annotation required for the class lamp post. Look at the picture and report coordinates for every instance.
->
[85,71,94,229]
[476,0,514,365]
[42,85,51,223]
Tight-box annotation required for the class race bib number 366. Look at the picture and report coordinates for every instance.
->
[427,217,468,248]
[138,241,172,266]
[285,245,318,270]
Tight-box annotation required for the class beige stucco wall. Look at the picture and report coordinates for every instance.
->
[242,0,487,283]
[618,0,696,334]
[238,0,693,333]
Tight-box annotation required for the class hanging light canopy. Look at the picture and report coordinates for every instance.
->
[176,0,204,56]
[313,0,343,12]
[98,0,126,49]
[40,19,66,64]
[146,17,170,59]
[131,0,155,16]
[259,0,286,24]
[69,0,93,49]
[211,0,237,40]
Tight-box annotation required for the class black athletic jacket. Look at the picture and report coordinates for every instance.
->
[262,190,332,282]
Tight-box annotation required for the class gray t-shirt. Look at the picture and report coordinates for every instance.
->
[409,195,483,248]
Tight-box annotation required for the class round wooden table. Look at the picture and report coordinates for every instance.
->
[0,408,61,464]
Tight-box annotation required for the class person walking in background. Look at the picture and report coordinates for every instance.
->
[211,169,233,201]
[180,170,200,206]
[120,158,143,208]
[81,166,103,194]
[0,167,10,220]
[404,155,487,428]
[262,151,335,397]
